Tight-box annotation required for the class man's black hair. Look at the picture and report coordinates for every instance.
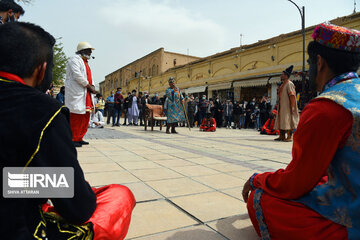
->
[0,0,22,13]
[307,41,360,75]
[0,22,55,79]
[12,3,24,15]
[117,87,122,90]
[0,1,11,12]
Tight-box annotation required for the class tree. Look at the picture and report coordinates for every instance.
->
[16,0,33,4]
[52,39,68,86]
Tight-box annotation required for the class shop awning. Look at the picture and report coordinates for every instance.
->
[233,77,281,88]
[208,82,232,92]
[184,85,207,94]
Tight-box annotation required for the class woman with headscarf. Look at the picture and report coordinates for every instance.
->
[164,77,185,134]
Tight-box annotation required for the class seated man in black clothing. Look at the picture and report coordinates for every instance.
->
[0,22,135,239]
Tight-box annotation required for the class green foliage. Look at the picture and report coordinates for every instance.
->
[52,40,68,86]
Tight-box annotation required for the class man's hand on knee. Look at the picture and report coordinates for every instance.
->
[242,178,252,203]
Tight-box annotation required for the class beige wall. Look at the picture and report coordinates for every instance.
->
[105,13,360,101]
[121,13,360,101]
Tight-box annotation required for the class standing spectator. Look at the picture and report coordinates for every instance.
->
[151,92,159,103]
[142,93,151,125]
[259,96,268,129]
[233,101,242,129]
[194,97,200,127]
[208,98,215,116]
[106,91,114,125]
[128,90,139,125]
[254,104,261,130]
[138,91,144,126]
[187,95,197,128]
[65,41,96,147]
[239,103,246,129]
[245,99,255,128]
[113,87,123,126]
[152,94,161,105]
[56,86,65,104]
[214,97,223,128]
[274,65,300,141]
[123,92,131,125]
[96,94,105,116]
[198,95,208,125]
[224,100,233,129]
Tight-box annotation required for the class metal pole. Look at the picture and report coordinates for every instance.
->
[302,6,306,105]
[288,0,306,108]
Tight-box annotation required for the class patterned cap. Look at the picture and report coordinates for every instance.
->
[312,23,360,52]
[168,77,175,83]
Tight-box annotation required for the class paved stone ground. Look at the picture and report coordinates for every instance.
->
[80,121,293,239]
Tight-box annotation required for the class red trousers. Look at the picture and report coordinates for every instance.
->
[70,112,90,142]
[247,190,347,240]
[200,126,216,132]
[88,184,136,240]
[43,184,136,240]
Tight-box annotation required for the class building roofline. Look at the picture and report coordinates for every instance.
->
[163,50,201,59]
[105,48,164,77]
[166,12,360,73]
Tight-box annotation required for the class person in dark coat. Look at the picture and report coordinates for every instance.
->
[214,97,223,128]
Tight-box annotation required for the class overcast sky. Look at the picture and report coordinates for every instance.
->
[21,0,358,87]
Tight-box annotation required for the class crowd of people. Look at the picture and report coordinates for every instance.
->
[83,90,276,133]
[1,0,360,237]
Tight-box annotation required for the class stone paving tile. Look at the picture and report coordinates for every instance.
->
[77,151,105,157]
[146,178,213,198]
[221,187,244,201]
[228,171,258,181]
[84,125,295,239]
[226,154,262,161]
[143,154,180,161]
[206,163,253,173]
[80,162,124,173]
[207,215,259,240]
[126,200,198,239]
[101,151,131,156]
[123,182,162,202]
[154,159,196,167]
[119,161,162,170]
[130,167,184,181]
[170,165,221,177]
[192,173,246,190]
[250,160,288,170]
[109,155,149,162]
[170,192,248,222]
[85,171,139,186]
[77,156,112,164]
[129,225,226,240]
[187,157,225,165]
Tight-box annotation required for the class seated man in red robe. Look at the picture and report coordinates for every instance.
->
[200,113,216,132]
[242,23,360,239]
[260,109,280,135]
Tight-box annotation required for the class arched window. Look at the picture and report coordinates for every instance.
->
[152,64,156,76]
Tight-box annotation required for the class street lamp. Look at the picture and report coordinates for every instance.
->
[288,0,306,108]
